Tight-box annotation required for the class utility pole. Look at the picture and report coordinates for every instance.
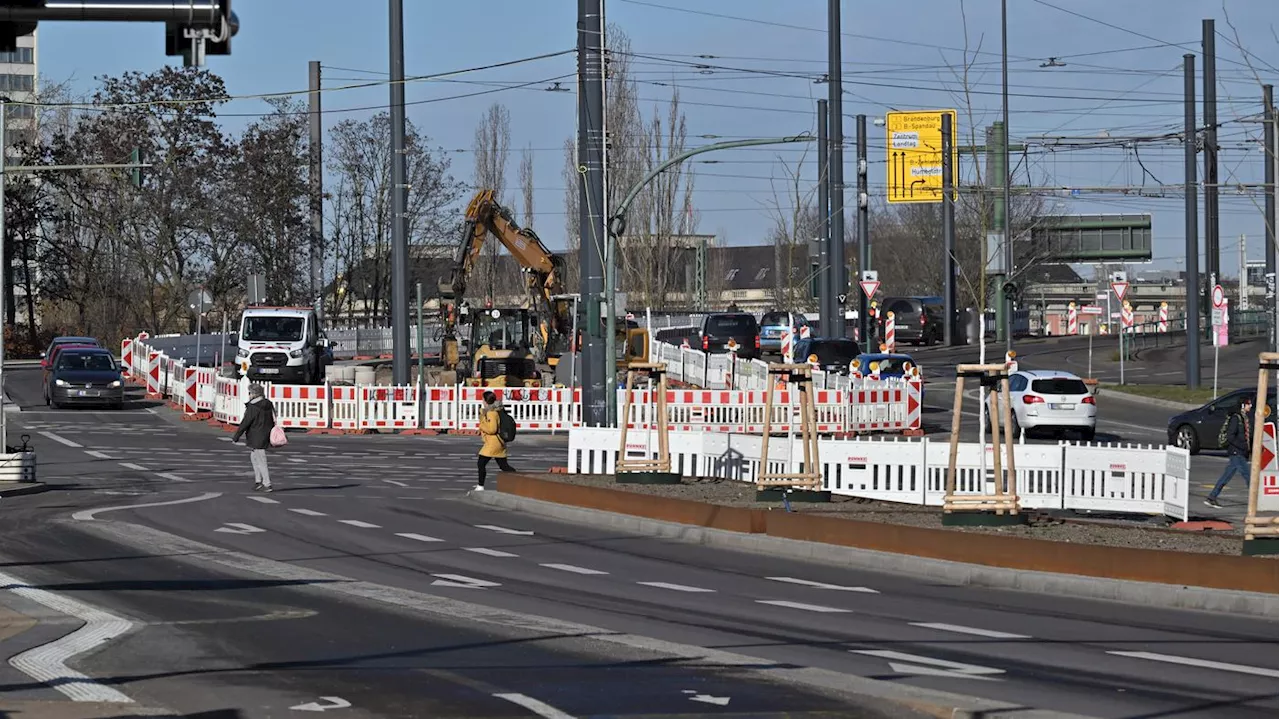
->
[308,60,323,306]
[826,0,847,338]
[1240,233,1248,310]
[578,0,607,426]
[1184,54,1201,389]
[1264,84,1276,349]
[816,100,830,324]
[942,111,957,345]
[1202,19,1220,288]
[856,114,869,344]
[388,0,409,384]
[1000,0,1013,354]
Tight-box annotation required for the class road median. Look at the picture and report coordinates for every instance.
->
[478,472,1277,617]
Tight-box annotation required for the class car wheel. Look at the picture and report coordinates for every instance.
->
[1174,425,1199,454]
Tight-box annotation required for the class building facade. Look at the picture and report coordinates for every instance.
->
[1,29,38,328]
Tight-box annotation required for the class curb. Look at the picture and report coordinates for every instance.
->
[471,490,1278,618]
[0,483,49,498]
[1095,387,1199,412]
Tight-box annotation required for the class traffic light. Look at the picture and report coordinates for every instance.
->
[129,148,143,188]
[1002,281,1021,303]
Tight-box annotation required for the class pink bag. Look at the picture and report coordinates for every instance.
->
[270,424,287,447]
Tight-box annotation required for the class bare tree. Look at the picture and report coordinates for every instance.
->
[765,149,820,311]
[518,145,535,227]
[472,103,512,306]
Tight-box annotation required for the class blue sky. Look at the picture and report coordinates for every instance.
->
[34,0,1280,278]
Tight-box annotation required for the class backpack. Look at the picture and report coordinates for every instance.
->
[497,408,517,443]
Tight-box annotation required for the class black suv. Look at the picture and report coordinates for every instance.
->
[881,297,944,346]
[694,313,761,359]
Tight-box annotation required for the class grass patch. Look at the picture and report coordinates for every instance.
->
[1102,383,1215,405]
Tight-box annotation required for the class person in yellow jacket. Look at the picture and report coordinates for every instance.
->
[475,390,515,491]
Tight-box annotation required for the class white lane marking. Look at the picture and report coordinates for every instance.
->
[155,472,193,483]
[1106,651,1279,678]
[683,690,730,706]
[38,431,81,448]
[338,520,381,529]
[463,547,518,557]
[119,463,150,472]
[638,581,715,593]
[910,623,1031,640]
[215,523,265,535]
[430,574,500,589]
[84,450,115,460]
[287,458,306,464]
[852,650,1004,680]
[1,569,134,703]
[475,524,534,536]
[396,533,445,543]
[247,496,279,505]
[764,577,879,593]
[494,693,576,719]
[289,696,351,712]
[72,491,222,521]
[384,479,410,487]
[289,508,327,517]
[540,563,608,576]
[755,600,851,613]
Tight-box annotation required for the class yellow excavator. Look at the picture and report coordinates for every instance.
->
[439,189,648,387]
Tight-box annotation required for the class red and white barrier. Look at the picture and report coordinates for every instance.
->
[456,386,579,432]
[884,311,896,352]
[329,385,362,431]
[1067,303,1078,336]
[1158,302,1168,333]
[360,385,419,431]
[272,384,331,429]
[145,351,163,398]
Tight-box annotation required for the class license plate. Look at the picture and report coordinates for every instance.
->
[1050,403,1075,410]
[259,368,280,375]
[76,390,100,397]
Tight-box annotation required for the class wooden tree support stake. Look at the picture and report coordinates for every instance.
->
[1243,351,1279,555]
[943,363,1024,526]
[615,362,681,484]
[756,363,828,502]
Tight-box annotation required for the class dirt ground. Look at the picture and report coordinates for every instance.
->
[526,472,1259,557]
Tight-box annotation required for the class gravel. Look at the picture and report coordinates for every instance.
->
[527,472,1256,556]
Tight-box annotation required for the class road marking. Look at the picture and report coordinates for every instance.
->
[396,533,444,543]
[289,696,351,712]
[384,479,409,487]
[72,491,222,521]
[475,524,534,536]
[119,462,150,472]
[682,690,730,706]
[1106,651,1278,678]
[84,450,115,460]
[215,523,266,535]
[338,520,380,529]
[910,623,1031,639]
[464,547,518,557]
[1,568,134,703]
[540,563,608,575]
[755,600,851,613]
[37,431,81,448]
[851,650,1004,680]
[287,458,306,464]
[494,693,575,719]
[289,508,327,517]
[638,581,715,593]
[765,577,879,593]
[247,496,279,505]
[430,574,500,589]
[155,472,194,483]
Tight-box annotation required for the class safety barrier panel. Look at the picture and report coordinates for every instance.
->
[420,386,458,430]
[145,351,163,397]
[360,385,420,431]
[330,385,362,431]
[211,376,245,425]
[456,386,579,431]
[271,385,331,429]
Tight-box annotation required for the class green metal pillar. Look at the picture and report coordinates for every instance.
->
[696,236,707,311]
[989,122,1009,345]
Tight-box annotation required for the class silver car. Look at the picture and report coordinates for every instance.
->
[1008,369,1096,441]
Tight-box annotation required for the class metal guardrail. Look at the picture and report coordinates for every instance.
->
[1124,310,1270,355]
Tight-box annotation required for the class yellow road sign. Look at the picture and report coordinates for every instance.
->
[885,110,957,204]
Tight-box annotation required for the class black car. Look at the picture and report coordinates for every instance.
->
[44,348,125,409]
[1167,388,1276,454]
[694,313,760,359]
[793,338,861,373]
[881,297,944,346]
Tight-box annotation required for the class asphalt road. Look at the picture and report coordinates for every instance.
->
[0,365,1276,718]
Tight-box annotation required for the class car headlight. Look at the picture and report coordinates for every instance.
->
[236,348,248,359]
[109,380,122,388]
[290,349,304,358]
[55,378,69,387]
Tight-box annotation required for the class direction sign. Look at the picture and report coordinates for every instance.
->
[1212,284,1225,308]
[1110,281,1129,303]
[859,280,880,299]
[885,109,957,204]
[1080,306,1103,315]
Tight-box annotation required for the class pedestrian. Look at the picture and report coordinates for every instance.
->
[1205,395,1253,508]
[475,390,514,491]
[232,382,276,493]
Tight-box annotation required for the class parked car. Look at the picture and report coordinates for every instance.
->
[853,352,917,379]
[43,348,125,410]
[1008,369,1096,440]
[758,311,811,353]
[1167,388,1277,454]
[793,338,860,373]
[693,312,761,359]
[881,297,944,346]
[40,336,101,369]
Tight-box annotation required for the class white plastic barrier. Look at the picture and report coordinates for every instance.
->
[144,350,163,396]
[1061,443,1189,517]
[420,386,458,430]
[1261,423,1278,513]
[330,385,361,430]
[457,386,579,431]
[360,385,420,431]
[212,376,246,425]
[271,384,331,429]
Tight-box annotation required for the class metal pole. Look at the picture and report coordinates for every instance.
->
[309,60,323,305]
[0,98,6,452]
[388,0,409,385]
[1185,54,1202,389]
[856,114,869,344]
[416,282,424,386]
[827,0,847,339]
[1264,84,1276,349]
[195,290,203,366]
[1203,20,1220,286]
[578,0,607,427]
[942,112,956,346]
[817,100,830,326]
[1001,0,1013,355]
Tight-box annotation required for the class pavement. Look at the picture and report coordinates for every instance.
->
[0,365,1274,718]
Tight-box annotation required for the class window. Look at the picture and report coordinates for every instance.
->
[4,128,33,148]
[242,316,305,342]
[725,269,739,282]
[1009,375,1028,392]
[0,74,33,92]
[706,314,757,334]
[58,352,116,372]
[4,104,34,120]
[0,48,34,64]
[1030,378,1088,396]
[753,267,769,282]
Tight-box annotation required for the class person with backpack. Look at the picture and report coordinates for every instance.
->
[232,382,279,493]
[1206,395,1253,508]
[475,390,516,491]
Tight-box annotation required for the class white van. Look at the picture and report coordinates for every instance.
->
[236,307,330,384]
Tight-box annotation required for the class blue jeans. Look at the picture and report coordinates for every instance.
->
[1209,455,1250,500]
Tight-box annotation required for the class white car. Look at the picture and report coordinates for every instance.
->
[1008,369,1096,441]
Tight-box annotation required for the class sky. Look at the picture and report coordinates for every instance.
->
[32,0,1280,281]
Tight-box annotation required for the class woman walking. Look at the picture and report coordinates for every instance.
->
[232,383,276,492]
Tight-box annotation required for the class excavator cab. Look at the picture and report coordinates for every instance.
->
[463,308,540,387]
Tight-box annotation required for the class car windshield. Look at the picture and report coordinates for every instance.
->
[58,352,115,371]
[886,300,915,315]
[808,340,859,365]
[760,312,792,327]
[870,357,909,374]
[1031,378,1088,395]
[243,316,305,342]
[707,315,757,334]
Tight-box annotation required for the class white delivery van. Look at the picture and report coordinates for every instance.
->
[236,306,330,384]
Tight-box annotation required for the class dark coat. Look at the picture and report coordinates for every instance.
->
[233,397,276,450]
[1225,409,1252,457]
